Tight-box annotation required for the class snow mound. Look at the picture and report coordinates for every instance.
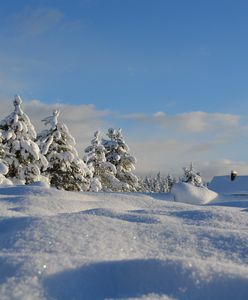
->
[172,182,218,205]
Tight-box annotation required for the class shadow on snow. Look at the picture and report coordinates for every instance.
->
[43,258,248,300]
[80,208,160,224]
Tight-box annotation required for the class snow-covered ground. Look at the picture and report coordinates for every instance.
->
[0,185,248,300]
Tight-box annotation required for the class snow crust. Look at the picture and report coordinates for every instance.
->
[0,186,248,299]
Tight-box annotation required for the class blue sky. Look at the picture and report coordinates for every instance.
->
[1,0,248,179]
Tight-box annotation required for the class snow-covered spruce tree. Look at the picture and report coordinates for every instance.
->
[84,131,129,192]
[0,95,48,184]
[181,162,203,187]
[0,132,13,185]
[102,128,139,191]
[37,110,92,191]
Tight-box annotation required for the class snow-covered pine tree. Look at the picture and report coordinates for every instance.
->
[102,128,139,191]
[0,95,48,184]
[37,110,92,191]
[84,131,129,192]
[0,132,13,185]
[181,162,203,187]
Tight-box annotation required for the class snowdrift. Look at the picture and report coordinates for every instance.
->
[171,182,218,205]
[0,185,248,300]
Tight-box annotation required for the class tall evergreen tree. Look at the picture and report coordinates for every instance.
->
[102,128,138,191]
[0,95,48,184]
[37,110,92,191]
[84,131,128,192]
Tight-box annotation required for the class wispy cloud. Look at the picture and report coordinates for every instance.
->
[13,7,64,36]
[130,139,227,177]
[121,111,241,134]
[197,160,248,181]
[0,54,55,97]
[25,100,111,150]
[131,136,248,181]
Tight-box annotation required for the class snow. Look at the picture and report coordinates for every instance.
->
[41,110,60,129]
[209,175,248,195]
[0,185,248,300]
[172,182,218,205]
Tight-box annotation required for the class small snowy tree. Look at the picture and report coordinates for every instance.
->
[102,128,139,191]
[84,131,128,192]
[0,95,48,184]
[181,163,203,187]
[37,110,92,191]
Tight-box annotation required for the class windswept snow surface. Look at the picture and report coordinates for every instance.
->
[0,186,248,300]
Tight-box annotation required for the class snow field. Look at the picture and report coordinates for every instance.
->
[0,185,248,299]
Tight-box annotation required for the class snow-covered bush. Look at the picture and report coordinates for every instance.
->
[102,128,139,191]
[181,163,203,187]
[84,131,129,192]
[37,110,92,191]
[0,95,48,184]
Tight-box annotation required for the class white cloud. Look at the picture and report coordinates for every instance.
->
[197,160,248,182]
[122,111,241,133]
[119,109,248,180]
[131,137,248,181]
[130,139,227,178]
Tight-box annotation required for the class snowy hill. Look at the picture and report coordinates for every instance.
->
[0,185,248,300]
